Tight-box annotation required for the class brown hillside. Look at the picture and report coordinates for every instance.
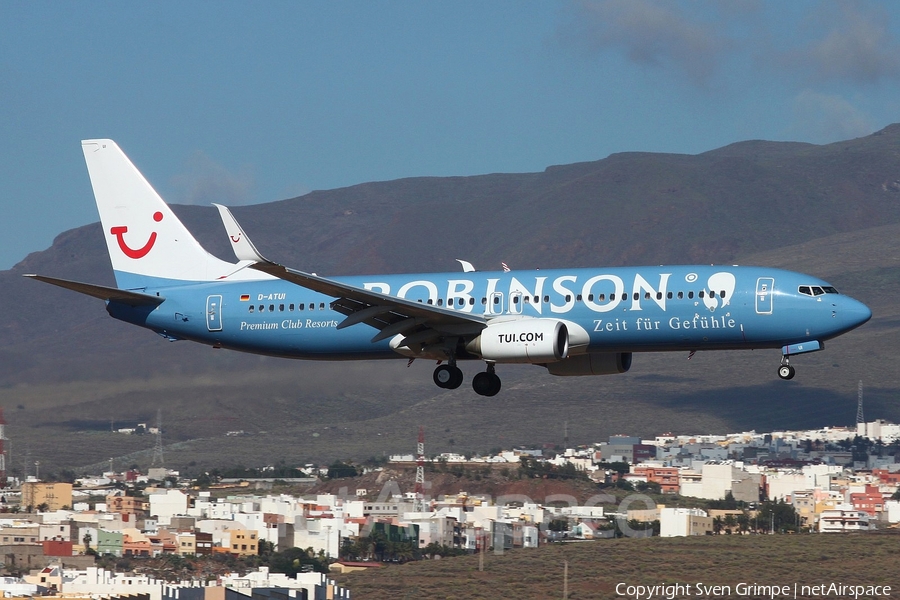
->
[1,127,899,473]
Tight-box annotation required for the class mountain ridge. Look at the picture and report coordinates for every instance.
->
[2,126,899,473]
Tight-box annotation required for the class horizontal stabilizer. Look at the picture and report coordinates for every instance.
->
[23,274,165,306]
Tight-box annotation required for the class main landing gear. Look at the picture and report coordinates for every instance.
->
[778,357,796,380]
[472,363,501,397]
[432,361,502,396]
[433,362,463,389]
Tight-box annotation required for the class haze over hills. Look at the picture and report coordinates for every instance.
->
[2,126,899,475]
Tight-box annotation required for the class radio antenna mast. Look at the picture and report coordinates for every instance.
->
[856,380,864,425]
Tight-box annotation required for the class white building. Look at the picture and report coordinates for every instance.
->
[39,521,71,542]
[401,512,457,547]
[660,508,710,537]
[64,567,163,600]
[502,502,546,526]
[678,461,758,501]
[765,472,809,501]
[884,500,900,524]
[147,489,189,526]
[699,462,735,500]
[59,566,349,600]
[220,567,349,598]
[857,419,900,443]
[0,576,42,597]
[521,524,540,548]
[818,505,872,532]
[293,515,350,558]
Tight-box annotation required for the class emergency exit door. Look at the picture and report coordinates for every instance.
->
[206,295,223,331]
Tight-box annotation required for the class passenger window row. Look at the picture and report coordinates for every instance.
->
[249,302,326,313]
[245,289,734,314]
[401,290,729,306]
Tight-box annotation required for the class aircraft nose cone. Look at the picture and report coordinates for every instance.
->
[843,297,872,329]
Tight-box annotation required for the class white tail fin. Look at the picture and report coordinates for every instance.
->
[81,140,259,288]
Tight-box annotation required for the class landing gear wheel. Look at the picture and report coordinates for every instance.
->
[472,372,501,397]
[778,364,795,380]
[448,366,463,389]
[433,365,464,389]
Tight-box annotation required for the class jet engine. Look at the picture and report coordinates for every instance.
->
[466,319,568,363]
[544,352,632,376]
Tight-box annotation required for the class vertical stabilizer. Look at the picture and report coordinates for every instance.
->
[81,139,242,288]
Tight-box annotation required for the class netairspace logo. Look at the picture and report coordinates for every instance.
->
[615,582,892,600]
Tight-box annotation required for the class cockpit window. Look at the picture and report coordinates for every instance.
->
[799,284,839,296]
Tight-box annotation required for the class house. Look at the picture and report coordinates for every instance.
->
[147,489,189,526]
[39,521,72,542]
[195,531,213,556]
[632,465,680,493]
[41,540,73,557]
[660,508,713,537]
[175,532,196,556]
[849,485,885,517]
[228,529,258,556]
[122,529,153,557]
[570,521,608,539]
[21,482,73,512]
[96,530,123,557]
[23,565,62,592]
[819,506,871,532]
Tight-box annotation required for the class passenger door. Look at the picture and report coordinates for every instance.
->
[755,278,774,315]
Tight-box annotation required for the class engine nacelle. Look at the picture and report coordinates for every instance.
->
[466,319,569,363]
[544,352,632,376]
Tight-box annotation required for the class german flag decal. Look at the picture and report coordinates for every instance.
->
[240,294,250,301]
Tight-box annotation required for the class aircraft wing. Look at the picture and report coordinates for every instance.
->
[213,205,487,349]
[24,274,165,306]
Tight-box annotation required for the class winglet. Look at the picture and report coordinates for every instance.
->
[456,259,476,273]
[213,204,269,263]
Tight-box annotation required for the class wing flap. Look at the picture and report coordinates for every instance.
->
[250,260,487,329]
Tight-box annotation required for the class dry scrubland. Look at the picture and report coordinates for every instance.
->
[334,532,900,600]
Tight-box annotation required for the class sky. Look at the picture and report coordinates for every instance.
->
[2,1,900,270]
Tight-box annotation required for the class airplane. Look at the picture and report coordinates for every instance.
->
[25,140,872,396]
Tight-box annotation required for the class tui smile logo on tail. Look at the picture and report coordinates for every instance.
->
[110,211,163,259]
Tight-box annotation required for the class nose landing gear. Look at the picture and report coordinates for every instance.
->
[778,357,796,380]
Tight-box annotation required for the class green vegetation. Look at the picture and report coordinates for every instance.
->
[340,529,422,564]
[326,461,360,479]
[518,457,589,481]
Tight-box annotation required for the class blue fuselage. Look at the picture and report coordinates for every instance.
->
[107,265,871,361]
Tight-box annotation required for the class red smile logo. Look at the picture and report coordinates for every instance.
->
[111,211,163,259]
